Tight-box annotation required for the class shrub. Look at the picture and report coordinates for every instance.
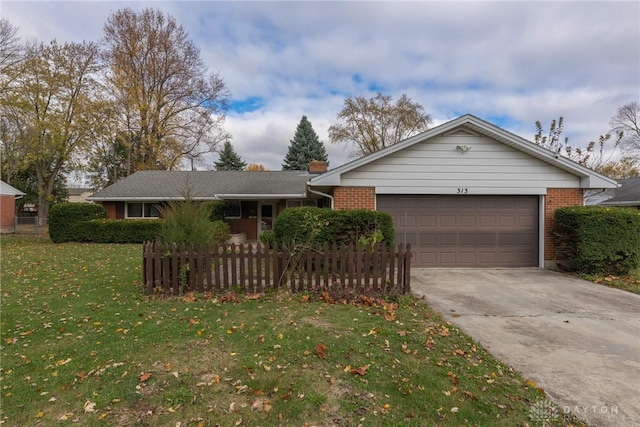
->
[48,203,107,243]
[75,219,163,243]
[158,196,217,245]
[554,206,640,275]
[260,230,276,247]
[273,207,394,248]
[210,220,231,244]
[208,201,226,222]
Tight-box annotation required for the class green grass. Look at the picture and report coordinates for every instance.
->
[0,236,581,426]
[580,269,640,294]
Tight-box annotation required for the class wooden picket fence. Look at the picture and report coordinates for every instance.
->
[142,241,411,296]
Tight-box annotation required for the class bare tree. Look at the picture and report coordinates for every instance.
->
[101,7,230,174]
[328,92,431,158]
[609,101,640,160]
[0,18,23,93]
[534,116,640,181]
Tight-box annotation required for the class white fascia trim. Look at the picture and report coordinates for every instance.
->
[87,197,216,201]
[215,194,307,200]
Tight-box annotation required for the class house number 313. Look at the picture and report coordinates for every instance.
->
[457,188,469,194]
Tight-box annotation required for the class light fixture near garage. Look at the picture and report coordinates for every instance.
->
[456,144,472,153]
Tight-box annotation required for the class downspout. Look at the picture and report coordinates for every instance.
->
[307,185,334,210]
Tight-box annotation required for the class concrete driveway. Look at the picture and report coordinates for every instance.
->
[411,268,640,427]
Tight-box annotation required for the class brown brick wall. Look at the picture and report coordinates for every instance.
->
[333,187,376,210]
[0,195,16,232]
[544,188,584,261]
[103,202,117,219]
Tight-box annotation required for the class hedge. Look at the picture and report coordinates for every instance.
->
[48,203,107,243]
[74,219,163,243]
[554,206,640,275]
[273,207,394,247]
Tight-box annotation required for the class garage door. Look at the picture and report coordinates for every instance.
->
[377,195,539,267]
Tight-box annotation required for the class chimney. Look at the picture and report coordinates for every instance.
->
[308,160,328,174]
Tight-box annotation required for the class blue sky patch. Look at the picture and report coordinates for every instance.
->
[228,97,265,114]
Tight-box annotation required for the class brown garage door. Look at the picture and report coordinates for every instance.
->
[377,195,539,267]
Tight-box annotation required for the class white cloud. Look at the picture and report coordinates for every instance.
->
[3,1,638,171]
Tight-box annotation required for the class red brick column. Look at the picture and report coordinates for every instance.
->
[544,188,584,262]
[0,195,16,232]
[333,187,376,210]
[102,202,117,219]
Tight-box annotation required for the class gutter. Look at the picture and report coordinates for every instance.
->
[87,196,216,202]
[215,194,307,200]
[307,185,334,209]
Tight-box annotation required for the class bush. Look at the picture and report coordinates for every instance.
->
[211,220,231,244]
[48,203,107,243]
[158,196,218,245]
[209,201,226,222]
[75,219,163,243]
[260,230,276,247]
[273,207,394,248]
[554,206,640,275]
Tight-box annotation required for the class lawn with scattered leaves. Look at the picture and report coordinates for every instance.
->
[581,269,640,295]
[1,237,581,426]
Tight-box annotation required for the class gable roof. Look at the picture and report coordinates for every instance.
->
[309,114,618,189]
[599,177,640,206]
[87,170,311,202]
[0,180,25,197]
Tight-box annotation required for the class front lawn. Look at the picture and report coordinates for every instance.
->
[0,237,581,426]
[580,269,640,294]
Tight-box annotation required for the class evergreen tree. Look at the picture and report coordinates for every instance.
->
[282,116,329,170]
[215,140,246,170]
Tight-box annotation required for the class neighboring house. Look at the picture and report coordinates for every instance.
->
[598,177,640,209]
[88,164,328,240]
[66,187,93,203]
[89,114,617,269]
[0,180,25,234]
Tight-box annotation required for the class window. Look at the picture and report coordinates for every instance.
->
[126,202,160,218]
[223,200,241,218]
[286,200,317,208]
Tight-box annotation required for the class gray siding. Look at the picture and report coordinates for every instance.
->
[340,134,581,195]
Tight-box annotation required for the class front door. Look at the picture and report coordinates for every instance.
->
[258,202,276,235]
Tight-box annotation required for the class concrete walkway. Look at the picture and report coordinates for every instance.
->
[410,268,640,427]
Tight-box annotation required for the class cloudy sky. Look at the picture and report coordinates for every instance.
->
[2,1,639,171]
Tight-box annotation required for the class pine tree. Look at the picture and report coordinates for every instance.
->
[215,140,247,171]
[282,116,329,171]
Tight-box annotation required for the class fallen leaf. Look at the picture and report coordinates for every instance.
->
[351,365,369,376]
[138,373,151,382]
[84,401,96,413]
[315,343,328,359]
